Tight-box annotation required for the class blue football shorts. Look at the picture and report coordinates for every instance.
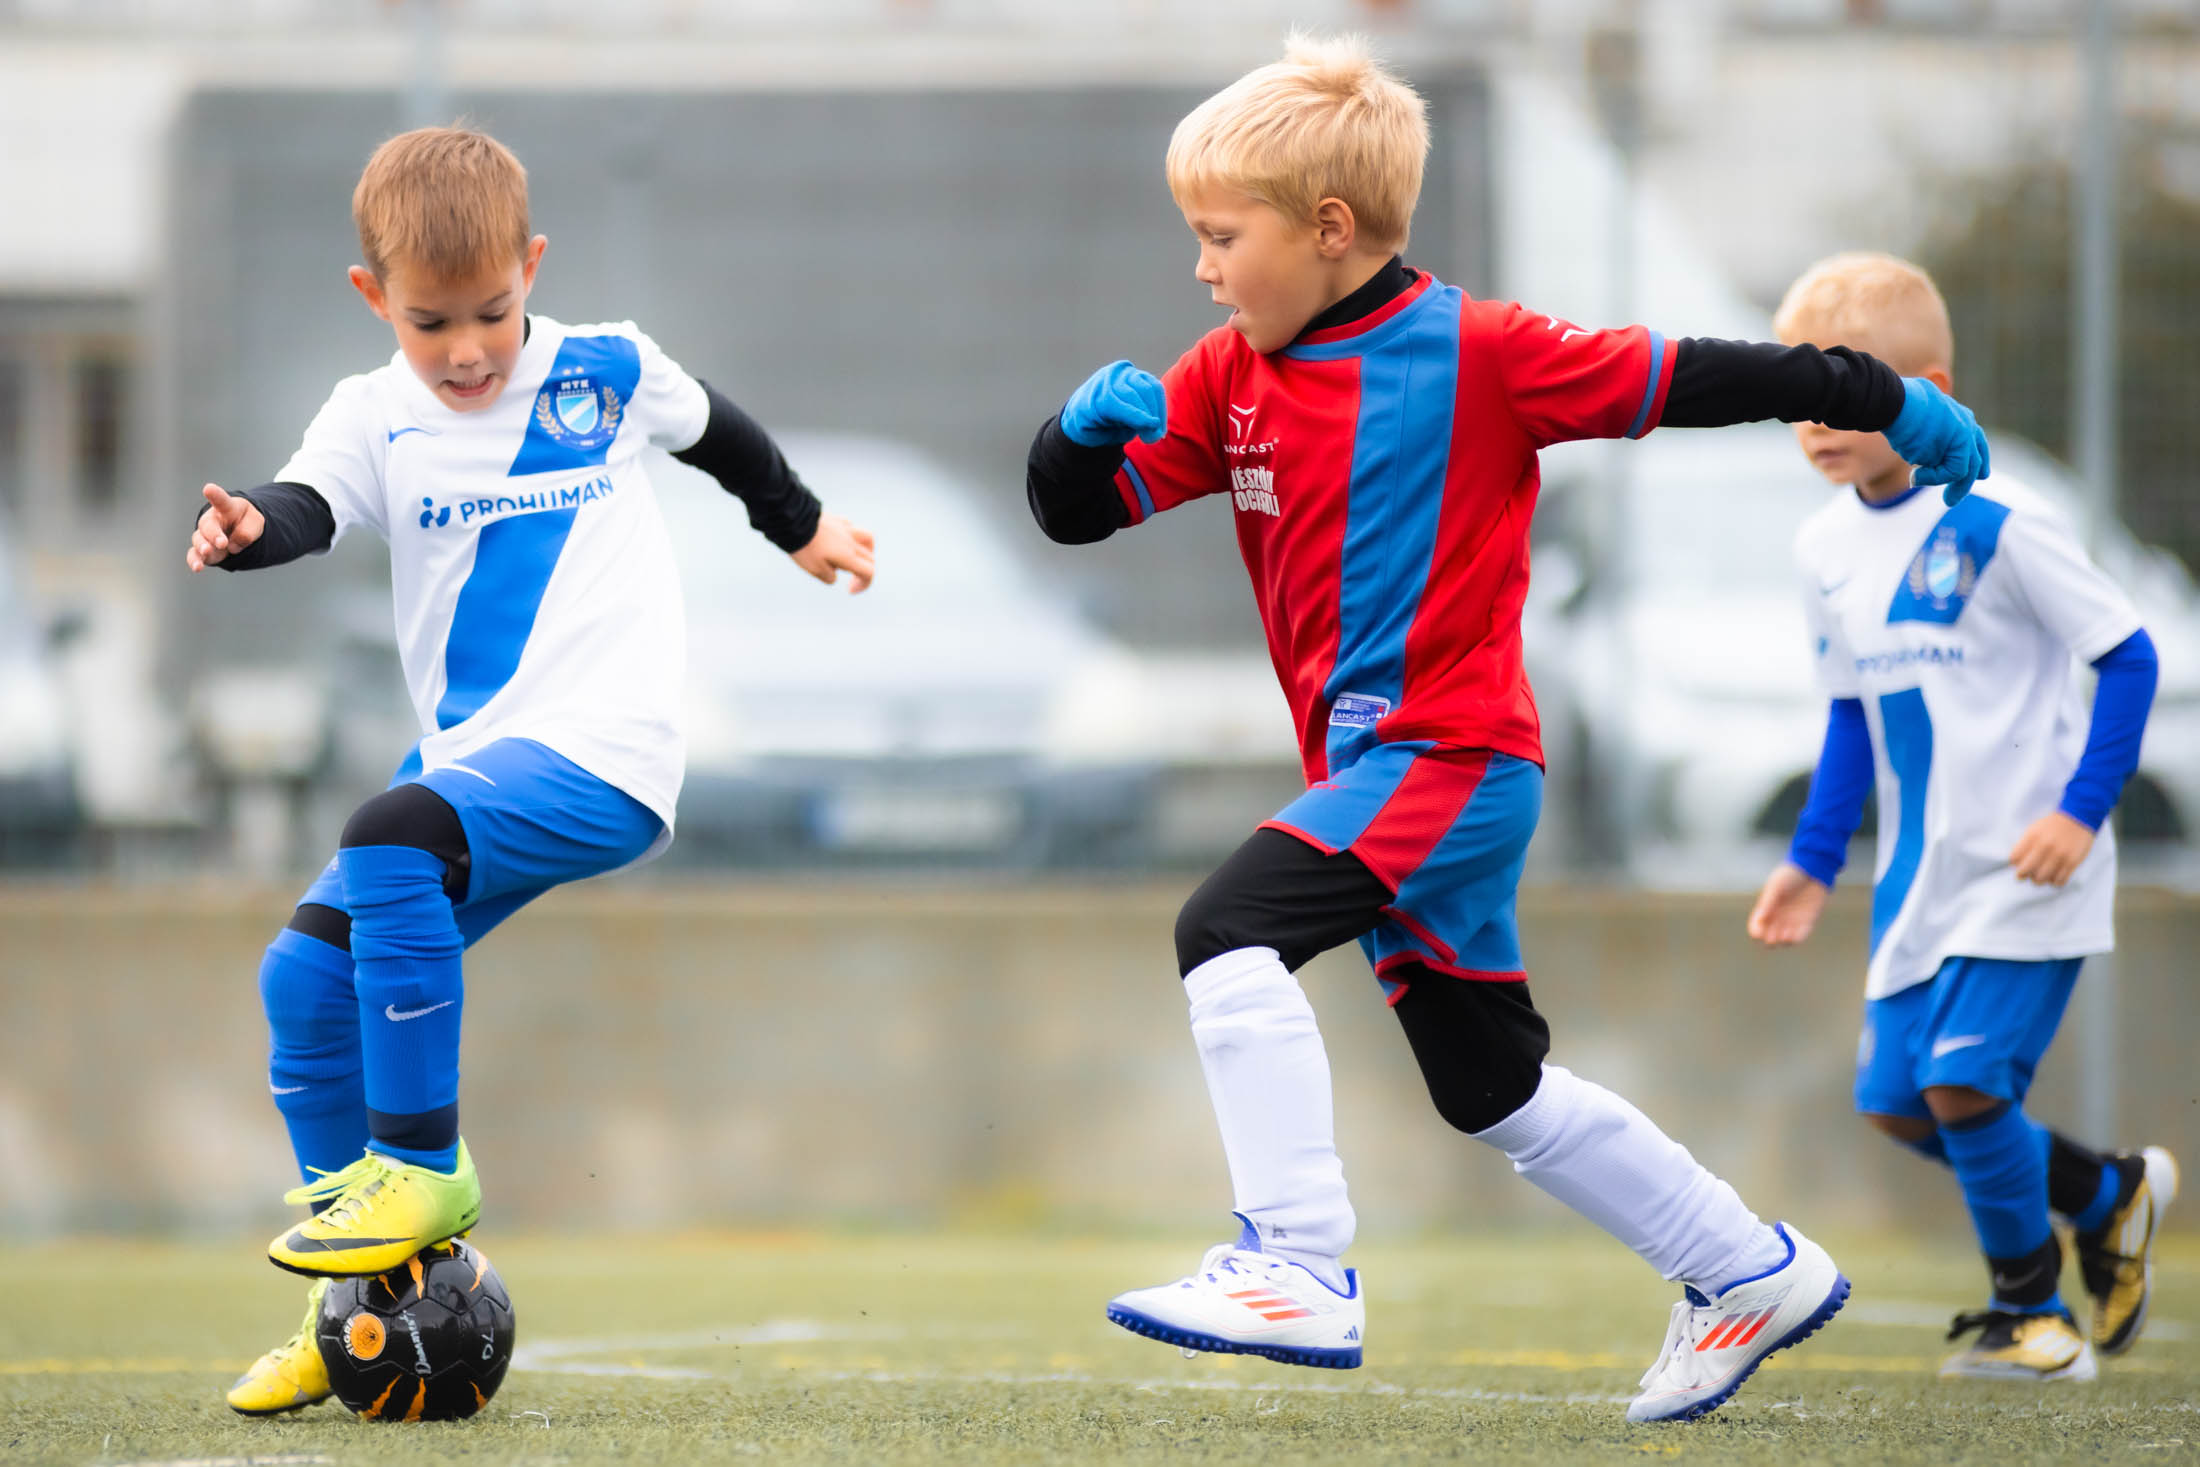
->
[1262,741,1542,1003]
[1853,954,2085,1119]
[298,736,663,947]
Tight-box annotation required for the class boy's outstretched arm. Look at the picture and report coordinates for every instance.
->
[1749,696,1872,947]
[186,481,335,573]
[1027,360,1166,545]
[2010,627,2160,885]
[675,381,872,592]
[1657,339,1989,504]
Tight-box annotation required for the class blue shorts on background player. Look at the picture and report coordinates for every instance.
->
[188,125,876,1416]
[1747,251,2177,1383]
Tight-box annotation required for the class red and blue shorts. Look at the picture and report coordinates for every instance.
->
[1262,740,1541,1003]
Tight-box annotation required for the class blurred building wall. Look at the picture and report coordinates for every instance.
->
[4,881,2193,1238]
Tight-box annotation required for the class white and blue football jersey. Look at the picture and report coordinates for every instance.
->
[1794,473,2143,998]
[276,316,712,845]
[1795,477,2138,1002]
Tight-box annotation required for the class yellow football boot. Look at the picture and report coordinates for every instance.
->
[1939,1308,2097,1382]
[2077,1145,2180,1355]
[268,1141,481,1278]
[225,1279,331,1415]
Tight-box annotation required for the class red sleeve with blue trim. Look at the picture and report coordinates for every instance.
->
[1495,305,1675,448]
[1115,331,1230,525]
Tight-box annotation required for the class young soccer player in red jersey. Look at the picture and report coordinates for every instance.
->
[1026,35,1990,1423]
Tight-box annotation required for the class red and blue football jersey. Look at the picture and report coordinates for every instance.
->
[1116,271,1675,783]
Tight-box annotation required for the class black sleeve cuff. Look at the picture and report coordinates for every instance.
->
[1027,415,1131,545]
[1660,340,1906,432]
[673,381,823,554]
[205,482,336,571]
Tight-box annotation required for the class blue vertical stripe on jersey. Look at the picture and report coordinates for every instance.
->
[1887,493,2012,626]
[508,334,645,476]
[1871,687,1934,954]
[1622,331,1667,439]
[1304,285,1461,768]
[433,507,579,729]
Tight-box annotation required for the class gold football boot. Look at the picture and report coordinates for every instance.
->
[2077,1145,2180,1355]
[225,1279,331,1414]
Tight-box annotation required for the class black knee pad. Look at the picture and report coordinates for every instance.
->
[338,783,470,899]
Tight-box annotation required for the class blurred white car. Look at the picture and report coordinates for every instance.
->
[655,434,1296,869]
[0,534,80,864]
[1534,426,2200,886]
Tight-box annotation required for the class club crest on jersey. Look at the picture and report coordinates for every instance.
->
[534,373,623,451]
[1906,527,1976,612]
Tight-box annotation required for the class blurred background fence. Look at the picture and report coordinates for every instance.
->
[6,881,2193,1238]
[0,0,2195,1237]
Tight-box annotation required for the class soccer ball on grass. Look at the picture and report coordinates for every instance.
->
[315,1238,516,1421]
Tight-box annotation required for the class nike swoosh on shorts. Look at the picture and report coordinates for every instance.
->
[1931,1034,1988,1058]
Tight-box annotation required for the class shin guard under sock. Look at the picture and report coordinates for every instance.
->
[1895,1121,2117,1233]
[341,843,465,1172]
[1184,946,1353,1287]
[1941,1101,2062,1313]
[1474,1065,1783,1293]
[259,927,367,1186]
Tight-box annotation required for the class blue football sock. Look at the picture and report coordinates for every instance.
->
[259,927,368,1188]
[1941,1101,2062,1314]
[1897,1131,1949,1166]
[2071,1161,2124,1234]
[341,843,464,1174]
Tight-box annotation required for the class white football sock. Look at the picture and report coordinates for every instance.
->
[1473,1064,1785,1294]
[1183,946,1354,1289]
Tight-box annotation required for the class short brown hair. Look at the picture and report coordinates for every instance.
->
[1773,252,1954,377]
[352,126,531,282]
[1166,32,1428,253]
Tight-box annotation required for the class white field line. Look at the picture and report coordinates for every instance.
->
[516,1318,1022,1362]
[836,1369,1638,1406]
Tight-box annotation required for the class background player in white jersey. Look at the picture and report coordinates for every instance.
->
[1747,253,2175,1382]
[187,126,876,1416]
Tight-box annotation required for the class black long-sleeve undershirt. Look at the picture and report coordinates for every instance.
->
[674,380,821,553]
[1026,272,1911,545]
[208,482,336,571]
[208,376,819,571]
[1660,338,1905,430]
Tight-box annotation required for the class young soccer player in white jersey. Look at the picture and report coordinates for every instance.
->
[190,127,876,1415]
[1748,252,2175,1382]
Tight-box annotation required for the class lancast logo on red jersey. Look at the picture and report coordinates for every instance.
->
[1226,401,1281,517]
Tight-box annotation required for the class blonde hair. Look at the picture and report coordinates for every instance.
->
[1773,252,1954,376]
[353,125,531,282]
[1166,32,1428,253]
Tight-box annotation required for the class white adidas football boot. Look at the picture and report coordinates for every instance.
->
[1105,1217,1363,1369]
[1627,1223,1850,1423]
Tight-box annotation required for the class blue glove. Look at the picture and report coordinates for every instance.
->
[1060,360,1167,448]
[1884,378,1991,505]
